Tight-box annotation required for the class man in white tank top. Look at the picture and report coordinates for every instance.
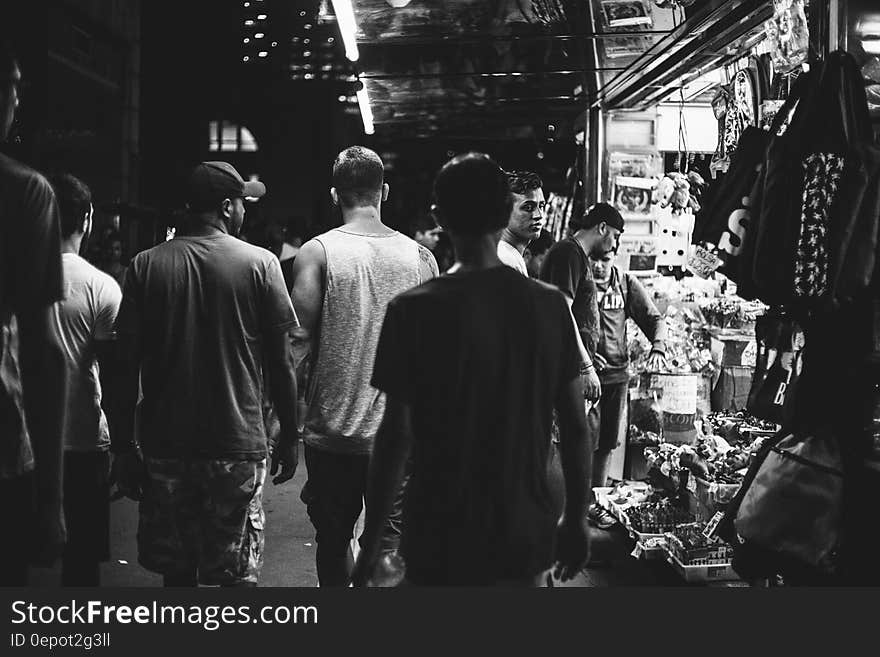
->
[291,146,438,586]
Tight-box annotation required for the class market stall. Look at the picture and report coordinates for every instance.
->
[581,0,880,585]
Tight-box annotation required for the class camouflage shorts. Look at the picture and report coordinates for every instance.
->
[138,457,266,586]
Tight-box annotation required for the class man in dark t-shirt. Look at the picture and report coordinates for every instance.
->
[113,162,300,587]
[0,41,69,584]
[352,153,591,586]
[539,202,624,527]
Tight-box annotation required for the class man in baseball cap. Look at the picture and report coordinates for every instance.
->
[113,160,301,586]
[187,162,266,212]
[570,202,625,235]
[538,201,625,535]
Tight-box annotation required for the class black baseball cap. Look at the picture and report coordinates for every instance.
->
[187,161,266,208]
[574,202,625,233]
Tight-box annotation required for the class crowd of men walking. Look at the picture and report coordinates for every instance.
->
[2,42,668,587]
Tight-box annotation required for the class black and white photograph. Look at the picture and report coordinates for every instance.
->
[0,0,878,650]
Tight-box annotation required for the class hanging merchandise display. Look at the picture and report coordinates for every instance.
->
[587,0,880,585]
[782,52,878,310]
[746,312,804,425]
[710,57,768,179]
[544,192,574,241]
[709,86,731,177]
[600,0,654,28]
[743,73,812,305]
[764,0,809,74]
[652,170,707,214]
[793,153,845,300]
[821,63,880,307]
[652,0,696,8]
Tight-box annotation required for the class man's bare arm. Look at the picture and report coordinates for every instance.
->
[351,396,414,586]
[265,326,299,438]
[555,376,590,522]
[552,375,591,580]
[289,240,326,386]
[95,339,121,446]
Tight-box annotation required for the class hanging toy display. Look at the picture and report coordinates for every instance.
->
[709,86,731,178]
[764,0,809,74]
[653,171,707,215]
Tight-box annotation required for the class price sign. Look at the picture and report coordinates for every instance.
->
[687,245,723,279]
[703,511,725,540]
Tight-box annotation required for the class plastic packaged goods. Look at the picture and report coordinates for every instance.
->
[764,0,809,74]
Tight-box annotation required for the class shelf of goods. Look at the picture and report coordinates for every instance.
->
[596,412,779,583]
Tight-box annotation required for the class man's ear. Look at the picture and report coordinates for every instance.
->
[221,198,234,219]
[381,183,390,202]
[330,187,339,207]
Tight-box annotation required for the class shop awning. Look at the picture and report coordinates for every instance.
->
[593,0,773,110]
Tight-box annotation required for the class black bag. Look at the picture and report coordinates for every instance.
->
[746,313,803,425]
[718,428,843,583]
[749,70,816,306]
[820,52,880,307]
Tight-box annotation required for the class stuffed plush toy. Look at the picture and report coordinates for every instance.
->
[652,171,707,214]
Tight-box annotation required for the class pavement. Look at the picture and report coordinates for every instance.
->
[27,445,685,588]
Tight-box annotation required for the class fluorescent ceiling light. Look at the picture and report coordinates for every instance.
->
[330,0,359,61]
[864,39,880,55]
[857,16,880,36]
[357,83,374,135]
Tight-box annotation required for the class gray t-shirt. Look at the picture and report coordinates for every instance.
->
[116,233,298,460]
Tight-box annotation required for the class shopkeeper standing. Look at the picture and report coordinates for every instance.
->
[589,250,667,528]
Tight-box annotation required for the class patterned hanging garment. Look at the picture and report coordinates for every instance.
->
[793,153,846,298]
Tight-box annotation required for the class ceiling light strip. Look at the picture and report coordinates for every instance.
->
[357,83,374,135]
[330,0,359,61]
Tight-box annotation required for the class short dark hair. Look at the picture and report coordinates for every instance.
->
[504,170,543,195]
[526,229,554,257]
[433,152,511,236]
[331,146,384,208]
[48,173,92,239]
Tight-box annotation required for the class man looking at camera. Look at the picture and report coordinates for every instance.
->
[496,170,546,276]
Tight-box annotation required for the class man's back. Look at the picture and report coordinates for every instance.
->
[51,253,121,452]
[116,233,296,460]
[303,227,425,455]
[371,266,582,584]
